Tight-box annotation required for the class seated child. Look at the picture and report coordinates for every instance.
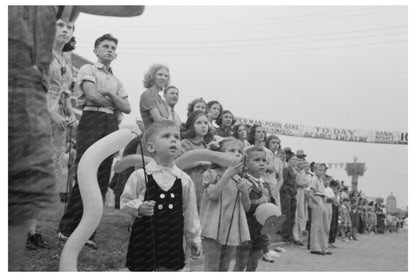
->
[120,120,202,271]
[233,146,276,271]
[199,137,251,271]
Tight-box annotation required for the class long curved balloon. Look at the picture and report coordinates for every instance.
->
[175,149,239,170]
[59,129,135,271]
[113,154,153,173]
[115,149,239,173]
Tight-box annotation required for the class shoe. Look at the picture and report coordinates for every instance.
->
[261,253,275,263]
[325,251,333,255]
[85,239,98,250]
[268,250,281,259]
[328,243,336,248]
[273,247,285,253]
[310,251,326,255]
[26,234,40,250]
[294,240,304,246]
[26,233,51,250]
[352,236,359,241]
[58,232,69,241]
[282,237,293,243]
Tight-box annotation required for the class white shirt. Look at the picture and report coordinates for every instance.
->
[246,173,265,190]
[120,160,201,244]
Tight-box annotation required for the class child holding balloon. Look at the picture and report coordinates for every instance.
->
[199,137,251,271]
[233,146,278,272]
[120,120,201,271]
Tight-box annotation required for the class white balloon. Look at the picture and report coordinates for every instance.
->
[59,129,134,271]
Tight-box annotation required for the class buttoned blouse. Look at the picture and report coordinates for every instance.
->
[77,62,127,108]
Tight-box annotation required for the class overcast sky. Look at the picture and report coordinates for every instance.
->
[65,5,408,208]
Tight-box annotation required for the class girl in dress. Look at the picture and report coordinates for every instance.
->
[180,110,212,211]
[199,137,251,271]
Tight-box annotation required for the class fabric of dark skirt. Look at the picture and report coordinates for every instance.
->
[126,174,185,271]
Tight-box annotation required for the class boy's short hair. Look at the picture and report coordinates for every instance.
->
[244,146,266,159]
[141,120,179,147]
[218,137,243,153]
[94,33,118,48]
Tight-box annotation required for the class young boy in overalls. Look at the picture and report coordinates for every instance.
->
[121,120,201,271]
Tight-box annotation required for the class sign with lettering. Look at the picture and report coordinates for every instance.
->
[235,116,408,145]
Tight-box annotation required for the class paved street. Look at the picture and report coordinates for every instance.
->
[191,228,408,271]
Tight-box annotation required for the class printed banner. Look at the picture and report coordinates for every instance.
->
[235,116,408,145]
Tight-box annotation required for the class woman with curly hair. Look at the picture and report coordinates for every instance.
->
[233,123,251,147]
[206,100,223,127]
[187,98,207,118]
[139,64,171,129]
[216,110,235,137]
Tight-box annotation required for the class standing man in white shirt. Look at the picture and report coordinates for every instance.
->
[163,85,182,128]
[58,33,131,248]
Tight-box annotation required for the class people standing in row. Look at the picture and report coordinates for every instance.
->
[139,64,171,129]
[233,124,251,148]
[292,151,310,246]
[199,137,251,271]
[26,17,77,251]
[58,33,131,249]
[216,110,235,137]
[163,85,182,128]
[308,163,332,255]
[180,111,211,212]
[187,98,207,118]
[120,120,201,271]
[279,148,298,243]
[328,180,340,248]
[206,100,223,128]
[234,146,275,271]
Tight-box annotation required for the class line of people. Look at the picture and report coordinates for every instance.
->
[10,10,406,270]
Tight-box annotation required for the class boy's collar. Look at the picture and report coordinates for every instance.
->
[246,173,264,183]
[146,160,182,178]
[94,62,113,74]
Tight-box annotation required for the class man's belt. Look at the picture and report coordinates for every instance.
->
[84,106,114,114]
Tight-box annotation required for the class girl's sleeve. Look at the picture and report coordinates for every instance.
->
[180,139,193,155]
[181,174,202,245]
[120,169,146,218]
[202,169,218,190]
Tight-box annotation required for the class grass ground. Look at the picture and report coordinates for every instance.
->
[22,201,133,271]
[22,199,284,271]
